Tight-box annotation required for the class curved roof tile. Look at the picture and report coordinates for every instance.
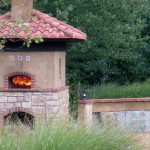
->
[0,9,87,41]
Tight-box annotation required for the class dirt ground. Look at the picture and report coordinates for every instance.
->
[136,133,150,150]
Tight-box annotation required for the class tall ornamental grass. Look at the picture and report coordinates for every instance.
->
[87,80,150,99]
[0,119,142,150]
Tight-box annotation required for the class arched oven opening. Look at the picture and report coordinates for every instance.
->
[9,75,31,89]
[4,112,34,129]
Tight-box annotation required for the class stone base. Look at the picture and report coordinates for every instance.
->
[0,89,69,126]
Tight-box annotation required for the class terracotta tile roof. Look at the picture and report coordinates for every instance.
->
[0,9,87,41]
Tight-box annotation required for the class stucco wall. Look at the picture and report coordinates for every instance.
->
[78,98,150,128]
[0,51,66,89]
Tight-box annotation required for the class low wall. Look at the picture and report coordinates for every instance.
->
[78,98,150,131]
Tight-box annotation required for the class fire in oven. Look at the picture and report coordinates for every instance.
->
[9,75,31,89]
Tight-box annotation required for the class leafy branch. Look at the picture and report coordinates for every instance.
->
[23,37,44,47]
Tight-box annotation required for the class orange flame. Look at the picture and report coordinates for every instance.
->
[12,76,31,87]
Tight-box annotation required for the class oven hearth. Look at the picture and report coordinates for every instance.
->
[9,75,31,89]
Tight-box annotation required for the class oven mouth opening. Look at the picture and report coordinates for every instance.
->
[4,112,34,129]
[9,75,31,89]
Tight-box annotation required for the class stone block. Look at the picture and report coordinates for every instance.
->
[10,92,24,97]
[63,90,69,100]
[22,102,31,108]
[58,92,61,99]
[44,92,53,96]
[24,92,31,102]
[32,95,45,106]
[31,106,37,113]
[62,91,67,98]
[4,103,13,109]
[46,101,59,106]
[62,98,68,104]
[13,102,21,107]
[59,105,68,116]
[59,92,63,99]
[32,92,43,95]
[52,93,59,101]
[7,97,17,102]
[52,106,59,114]
[62,90,69,99]
[45,95,53,101]
[3,93,11,96]
[60,91,64,99]
[0,103,4,111]
[59,99,64,105]
[0,93,3,96]
[0,96,7,102]
[63,105,69,113]
[66,94,69,101]
[46,106,53,114]
[61,98,67,105]
[17,97,24,102]
[35,106,45,115]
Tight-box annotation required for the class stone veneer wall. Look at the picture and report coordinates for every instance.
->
[0,89,69,126]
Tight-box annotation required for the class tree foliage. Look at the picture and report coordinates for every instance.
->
[0,0,10,14]
[66,0,150,84]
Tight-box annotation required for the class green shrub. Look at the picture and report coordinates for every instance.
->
[0,119,142,150]
[87,80,150,99]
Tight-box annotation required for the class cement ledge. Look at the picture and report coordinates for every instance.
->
[78,97,150,104]
[0,86,69,92]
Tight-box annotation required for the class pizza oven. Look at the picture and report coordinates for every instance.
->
[0,0,86,127]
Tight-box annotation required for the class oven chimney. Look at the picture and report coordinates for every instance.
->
[11,0,33,22]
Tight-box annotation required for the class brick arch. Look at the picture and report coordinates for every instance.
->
[4,72,35,89]
[6,72,34,78]
[3,107,35,118]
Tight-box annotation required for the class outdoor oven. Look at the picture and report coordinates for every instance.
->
[0,0,86,127]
